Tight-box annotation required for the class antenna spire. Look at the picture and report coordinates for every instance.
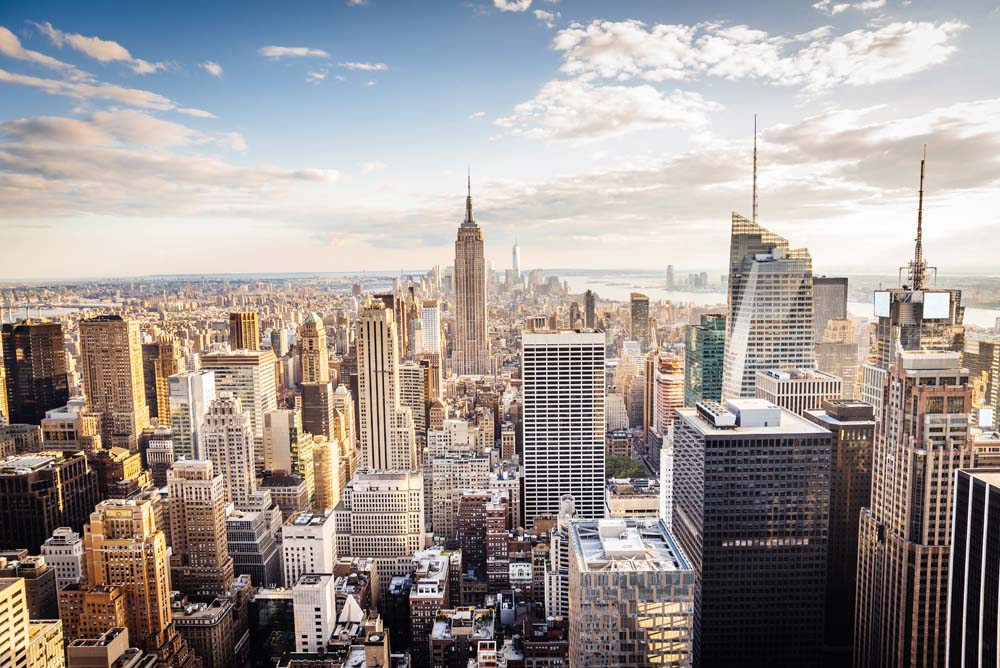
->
[908,146,928,289]
[464,168,475,225]
[752,114,759,225]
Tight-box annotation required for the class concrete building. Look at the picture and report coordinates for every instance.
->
[228,312,260,351]
[40,399,101,454]
[0,551,58,619]
[168,370,216,460]
[452,178,491,376]
[41,527,84,589]
[226,507,281,589]
[2,321,70,425]
[568,518,694,667]
[282,510,336,587]
[0,577,65,668]
[291,573,337,654]
[202,394,256,507]
[311,436,343,513]
[629,293,651,351]
[812,276,848,342]
[754,367,842,417]
[522,331,605,523]
[673,399,831,667]
[264,409,315,504]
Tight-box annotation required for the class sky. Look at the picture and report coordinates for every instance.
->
[1,0,999,280]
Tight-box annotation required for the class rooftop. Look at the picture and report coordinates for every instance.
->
[571,518,691,573]
[682,400,829,436]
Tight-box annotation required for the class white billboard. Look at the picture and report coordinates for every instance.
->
[923,291,951,319]
[873,291,891,317]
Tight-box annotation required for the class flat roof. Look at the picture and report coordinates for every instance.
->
[571,518,691,574]
[677,405,830,436]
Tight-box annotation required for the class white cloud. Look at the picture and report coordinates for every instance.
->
[468,111,487,120]
[306,70,327,83]
[813,0,886,15]
[200,60,223,77]
[33,21,167,75]
[258,45,329,59]
[0,26,87,79]
[494,79,721,141]
[177,108,217,118]
[553,18,965,92]
[347,0,368,5]
[534,9,560,28]
[494,0,532,12]
[365,80,376,87]
[338,61,388,71]
[0,67,174,109]
[361,161,386,173]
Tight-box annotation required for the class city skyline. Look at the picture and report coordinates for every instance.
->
[2,1,999,278]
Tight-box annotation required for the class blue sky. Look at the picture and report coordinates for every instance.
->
[1,0,999,279]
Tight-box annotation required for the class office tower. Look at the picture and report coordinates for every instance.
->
[0,450,98,553]
[544,495,576,618]
[399,361,427,455]
[79,316,150,449]
[0,552,58,619]
[568,518,694,667]
[200,350,277,472]
[270,329,289,358]
[455,490,508,576]
[584,290,596,329]
[2,321,69,424]
[82,498,196,667]
[666,265,675,290]
[334,468,425,599]
[452,176,491,376]
[291,573,337,654]
[946,468,1000,665]
[141,337,182,422]
[145,430,174,488]
[41,400,102,453]
[629,293,651,351]
[281,510,336,587]
[298,313,328,384]
[331,384,356,448]
[754,367,842,416]
[356,299,416,470]
[512,237,521,277]
[0,577,65,668]
[408,549,453,665]
[259,475,308,518]
[722,216,816,399]
[673,399,832,667]
[522,331,605,523]
[228,312,259,351]
[202,394,256,507]
[167,460,235,598]
[812,276,848,342]
[90,447,146,500]
[815,320,860,400]
[855,351,974,668]
[263,409,314,501]
[683,314,726,407]
[804,400,875,660]
[41,528,84,589]
[168,370,216,461]
[648,352,684,468]
[418,300,442,356]
[311,436,342,512]
[226,506,281,589]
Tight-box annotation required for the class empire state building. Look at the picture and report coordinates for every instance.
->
[452,175,491,376]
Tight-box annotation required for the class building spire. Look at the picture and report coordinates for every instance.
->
[464,167,475,225]
[909,146,928,289]
[752,114,759,225]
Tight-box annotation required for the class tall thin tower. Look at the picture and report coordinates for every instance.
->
[452,173,491,376]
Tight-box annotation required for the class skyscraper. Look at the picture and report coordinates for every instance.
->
[683,313,726,407]
[522,330,605,523]
[754,367,842,417]
[356,299,416,470]
[584,290,596,330]
[202,394,256,507]
[2,321,69,425]
[168,370,216,460]
[263,409,314,504]
[298,313,328,384]
[722,215,816,399]
[228,312,259,351]
[79,316,149,449]
[141,337,182,422]
[512,236,521,277]
[418,300,442,357]
[82,498,197,668]
[0,577,65,668]
[167,460,235,598]
[673,399,831,667]
[629,292,651,351]
[452,176,491,376]
[812,276,848,342]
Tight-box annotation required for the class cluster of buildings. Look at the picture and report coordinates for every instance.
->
[1,153,999,668]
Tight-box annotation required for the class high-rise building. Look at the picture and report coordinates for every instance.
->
[202,394,256,507]
[168,370,216,461]
[419,300,442,357]
[79,316,149,449]
[855,351,974,668]
[815,320,860,400]
[281,510,336,587]
[584,290,596,330]
[647,351,684,469]
[41,527,85,589]
[804,400,875,661]
[452,177,491,376]
[568,518,694,667]
[228,312,259,351]
[512,237,521,277]
[263,409,314,504]
[311,436,343,512]
[200,350,277,472]
[2,321,69,425]
[399,361,428,456]
[334,468,425,599]
[947,468,1000,666]
[0,577,65,668]
[812,276,848,342]
[754,367,842,417]
[356,299,416,470]
[167,460,235,598]
[629,293,651,351]
[41,399,102,454]
[298,313,328,385]
[0,450,98,553]
[0,551,58,620]
[225,506,281,589]
[291,573,337,654]
[82,498,197,668]
[722,216,816,399]
[522,330,605,523]
[673,399,831,667]
[683,314,726,407]
[141,337,182,422]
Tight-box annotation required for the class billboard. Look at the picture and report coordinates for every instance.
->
[873,291,891,317]
[923,291,951,319]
